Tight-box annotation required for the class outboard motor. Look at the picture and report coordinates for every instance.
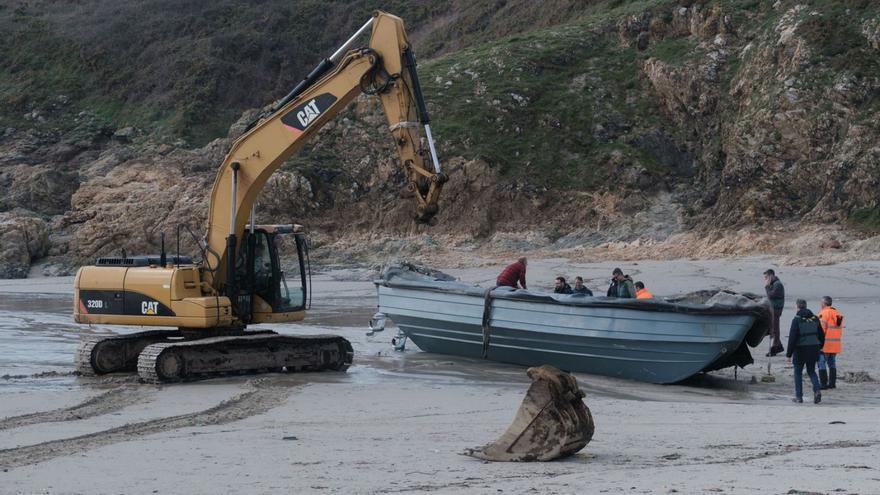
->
[366,311,386,336]
[391,330,407,352]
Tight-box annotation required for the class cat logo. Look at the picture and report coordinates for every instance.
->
[296,99,321,128]
[141,301,159,315]
[281,93,338,132]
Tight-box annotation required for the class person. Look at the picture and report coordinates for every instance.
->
[572,276,593,296]
[786,299,825,404]
[497,257,527,289]
[253,241,272,289]
[607,268,635,298]
[554,276,573,294]
[817,295,843,390]
[634,281,653,299]
[764,269,786,356]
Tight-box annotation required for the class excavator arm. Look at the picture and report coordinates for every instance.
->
[202,12,446,292]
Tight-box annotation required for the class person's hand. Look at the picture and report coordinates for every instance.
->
[786,357,792,363]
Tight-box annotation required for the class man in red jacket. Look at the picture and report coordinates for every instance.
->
[497,257,527,289]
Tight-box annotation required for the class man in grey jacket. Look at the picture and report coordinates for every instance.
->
[764,269,785,356]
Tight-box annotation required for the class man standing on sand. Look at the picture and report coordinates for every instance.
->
[817,295,843,390]
[786,299,825,404]
[496,257,527,290]
[607,268,636,298]
[764,269,786,356]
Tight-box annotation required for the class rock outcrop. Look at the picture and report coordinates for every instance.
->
[0,211,49,278]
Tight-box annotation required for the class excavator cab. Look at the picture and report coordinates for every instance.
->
[234,224,309,324]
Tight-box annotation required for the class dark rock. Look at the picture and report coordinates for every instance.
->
[630,129,694,178]
[637,31,650,51]
[112,127,135,142]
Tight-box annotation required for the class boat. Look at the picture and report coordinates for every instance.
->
[373,265,771,384]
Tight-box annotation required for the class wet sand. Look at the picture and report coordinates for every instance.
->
[1,258,879,494]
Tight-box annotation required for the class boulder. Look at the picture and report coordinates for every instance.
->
[0,212,50,278]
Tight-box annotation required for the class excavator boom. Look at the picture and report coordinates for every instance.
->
[203,11,446,293]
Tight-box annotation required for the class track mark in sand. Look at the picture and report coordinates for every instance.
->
[677,439,880,467]
[0,388,149,431]
[0,382,292,470]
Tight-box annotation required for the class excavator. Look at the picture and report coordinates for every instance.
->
[73,11,447,383]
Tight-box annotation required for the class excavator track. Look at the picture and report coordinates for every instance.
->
[137,334,354,383]
[76,330,183,375]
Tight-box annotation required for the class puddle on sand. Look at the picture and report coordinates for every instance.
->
[0,293,377,392]
[0,294,81,390]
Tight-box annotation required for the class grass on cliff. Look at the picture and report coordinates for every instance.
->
[848,208,880,234]
[0,0,666,145]
[419,1,671,189]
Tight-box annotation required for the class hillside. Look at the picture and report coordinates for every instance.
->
[1,0,880,277]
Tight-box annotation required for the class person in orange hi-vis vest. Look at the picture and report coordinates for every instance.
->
[634,281,653,299]
[817,295,843,390]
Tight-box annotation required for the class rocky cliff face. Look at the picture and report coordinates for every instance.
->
[1,0,879,277]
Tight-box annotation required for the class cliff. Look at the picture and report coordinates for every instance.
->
[1,0,879,276]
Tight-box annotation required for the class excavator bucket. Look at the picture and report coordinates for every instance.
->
[464,365,594,462]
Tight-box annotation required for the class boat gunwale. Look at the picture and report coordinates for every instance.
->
[375,281,769,319]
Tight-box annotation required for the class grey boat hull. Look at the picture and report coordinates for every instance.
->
[377,284,767,384]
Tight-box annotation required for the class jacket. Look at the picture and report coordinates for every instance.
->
[497,261,527,289]
[635,288,653,299]
[573,286,593,296]
[765,276,785,310]
[607,276,636,298]
[817,306,843,354]
[786,308,825,358]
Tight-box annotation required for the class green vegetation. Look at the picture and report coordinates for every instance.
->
[848,208,880,233]
[796,2,880,76]
[417,7,669,189]
[1,0,650,145]
[645,37,697,65]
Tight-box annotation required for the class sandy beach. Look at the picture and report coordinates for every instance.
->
[1,257,879,494]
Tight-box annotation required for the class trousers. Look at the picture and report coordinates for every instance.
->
[793,348,821,399]
[818,352,837,371]
[771,307,783,347]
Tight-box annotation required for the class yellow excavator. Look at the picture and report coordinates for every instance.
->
[73,11,447,382]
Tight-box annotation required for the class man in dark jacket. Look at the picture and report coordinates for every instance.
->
[497,257,527,289]
[572,276,593,296]
[786,299,826,404]
[554,276,573,294]
[764,269,786,356]
[607,268,636,298]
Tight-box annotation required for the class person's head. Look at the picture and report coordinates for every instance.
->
[612,267,624,281]
[821,295,832,308]
[796,298,806,310]
[555,276,566,288]
[518,256,528,267]
[635,281,645,290]
[763,268,775,282]
[574,276,584,288]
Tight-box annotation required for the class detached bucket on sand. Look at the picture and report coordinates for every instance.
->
[464,365,594,462]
